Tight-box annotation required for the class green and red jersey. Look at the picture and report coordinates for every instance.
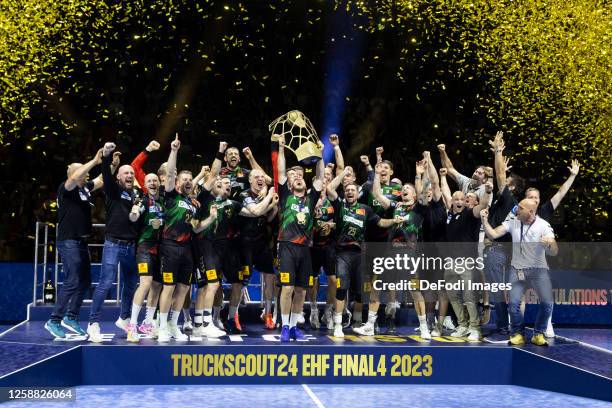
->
[162,189,199,243]
[277,182,321,246]
[331,198,380,250]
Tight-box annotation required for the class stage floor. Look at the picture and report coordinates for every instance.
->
[1,321,611,380]
[2,384,611,408]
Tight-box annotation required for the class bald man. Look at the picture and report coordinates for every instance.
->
[45,148,106,339]
[87,143,141,343]
[481,198,558,346]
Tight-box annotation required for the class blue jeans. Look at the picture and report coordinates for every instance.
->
[51,240,91,322]
[89,239,138,323]
[508,267,553,335]
[483,244,509,331]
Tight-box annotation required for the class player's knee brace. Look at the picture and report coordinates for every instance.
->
[335,288,348,301]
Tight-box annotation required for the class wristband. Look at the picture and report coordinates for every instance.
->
[215,151,224,160]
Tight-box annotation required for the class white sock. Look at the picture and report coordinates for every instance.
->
[265,300,272,314]
[228,305,238,319]
[194,309,204,326]
[145,306,156,322]
[418,315,427,326]
[159,313,169,329]
[171,309,180,325]
[354,311,362,322]
[367,311,377,324]
[310,301,317,309]
[325,304,333,313]
[130,304,142,325]
[182,308,191,322]
[203,309,212,325]
[282,314,290,327]
[289,313,299,328]
[333,312,342,325]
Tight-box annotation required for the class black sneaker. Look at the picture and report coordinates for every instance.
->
[224,318,242,334]
[483,329,510,344]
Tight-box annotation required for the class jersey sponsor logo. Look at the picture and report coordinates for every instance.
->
[163,272,174,284]
[391,190,401,196]
[178,200,197,212]
[138,262,148,274]
[206,269,218,280]
[290,203,310,213]
[279,272,290,283]
[356,208,366,216]
[343,214,364,228]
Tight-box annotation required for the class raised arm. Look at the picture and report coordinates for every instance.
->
[415,160,426,205]
[471,181,493,218]
[65,148,104,191]
[439,168,452,210]
[480,209,508,240]
[276,134,287,185]
[312,144,325,192]
[266,193,280,222]
[360,155,374,178]
[437,144,462,182]
[192,165,210,187]
[165,135,180,193]
[488,131,506,192]
[550,160,580,210]
[329,134,344,174]
[243,147,273,185]
[203,141,227,191]
[372,164,392,209]
[377,216,403,228]
[375,146,384,164]
[131,140,160,192]
[424,151,441,201]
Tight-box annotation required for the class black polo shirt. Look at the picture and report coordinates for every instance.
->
[56,181,95,241]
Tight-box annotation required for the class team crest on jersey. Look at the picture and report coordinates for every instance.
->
[356,208,365,216]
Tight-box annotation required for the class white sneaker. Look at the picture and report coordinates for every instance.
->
[168,322,188,342]
[87,323,103,343]
[201,323,226,338]
[183,320,193,332]
[450,326,470,337]
[333,324,344,338]
[353,322,375,336]
[419,325,432,340]
[297,312,305,325]
[310,308,320,329]
[213,319,225,331]
[115,317,129,334]
[545,320,555,338]
[431,326,441,337]
[157,327,171,342]
[467,329,481,342]
[191,325,204,338]
[151,319,159,339]
[443,316,456,331]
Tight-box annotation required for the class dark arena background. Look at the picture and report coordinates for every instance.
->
[0,1,610,407]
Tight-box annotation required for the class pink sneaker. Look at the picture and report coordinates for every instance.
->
[138,321,154,336]
[126,323,139,343]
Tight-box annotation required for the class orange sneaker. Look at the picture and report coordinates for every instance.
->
[234,312,243,332]
[264,313,275,330]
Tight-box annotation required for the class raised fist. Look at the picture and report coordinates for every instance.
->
[376,146,384,156]
[485,181,493,194]
[103,142,116,157]
[439,168,448,177]
[437,144,446,152]
[329,134,339,146]
[218,141,228,153]
[93,148,104,165]
[146,141,160,152]
[242,147,253,158]
[111,151,121,167]
[360,155,370,166]
[480,208,489,219]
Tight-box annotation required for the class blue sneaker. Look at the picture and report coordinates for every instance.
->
[290,326,306,341]
[45,320,66,339]
[280,325,291,342]
[62,316,86,335]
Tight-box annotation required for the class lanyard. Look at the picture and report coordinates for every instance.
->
[519,221,534,254]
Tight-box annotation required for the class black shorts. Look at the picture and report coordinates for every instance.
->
[240,239,274,284]
[159,240,193,286]
[311,243,336,276]
[336,248,363,293]
[196,239,242,287]
[136,242,162,283]
[277,242,313,288]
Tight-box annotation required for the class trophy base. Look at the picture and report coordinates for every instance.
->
[298,155,322,166]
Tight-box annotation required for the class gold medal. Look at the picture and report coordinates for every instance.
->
[296,211,306,225]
